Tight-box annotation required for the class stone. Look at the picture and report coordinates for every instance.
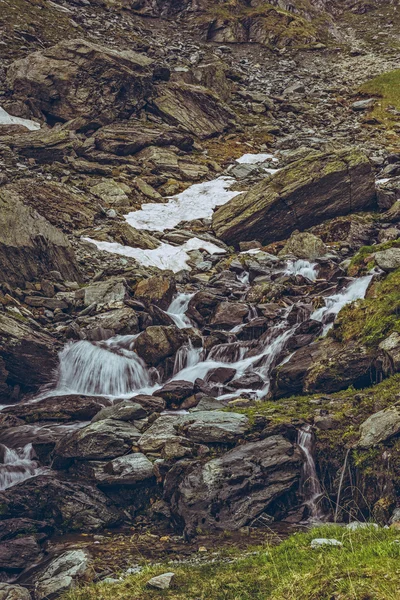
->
[358,406,400,449]
[130,395,166,413]
[150,82,235,139]
[374,248,400,272]
[0,475,120,532]
[6,128,82,163]
[279,232,327,260]
[83,278,129,308]
[81,307,140,340]
[90,179,130,206]
[0,314,58,399]
[351,99,375,111]
[156,380,195,407]
[135,275,176,310]
[147,572,175,590]
[213,149,376,247]
[54,419,141,461]
[138,415,183,453]
[134,326,186,366]
[346,522,378,530]
[166,436,301,537]
[378,332,400,375]
[0,186,81,287]
[99,453,154,485]
[7,39,154,127]
[205,367,236,385]
[3,395,111,423]
[310,538,342,548]
[0,535,42,570]
[0,584,31,600]
[91,401,147,423]
[210,302,249,329]
[108,222,160,250]
[34,550,91,600]
[180,411,249,443]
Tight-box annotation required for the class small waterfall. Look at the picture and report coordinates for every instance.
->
[297,425,324,521]
[237,271,250,285]
[55,335,150,397]
[166,293,195,329]
[173,340,204,375]
[0,444,44,491]
[312,275,373,332]
[285,260,318,282]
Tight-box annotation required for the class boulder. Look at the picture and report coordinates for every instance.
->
[150,82,235,139]
[106,222,160,250]
[213,149,376,247]
[210,302,249,329]
[135,275,176,310]
[0,314,58,398]
[0,518,52,542]
[374,248,400,272]
[90,179,130,206]
[7,39,154,127]
[156,380,195,407]
[76,453,155,486]
[91,400,147,423]
[279,232,328,260]
[0,584,31,600]
[34,550,91,600]
[147,573,175,590]
[166,435,301,537]
[5,128,82,163]
[0,475,120,532]
[0,186,81,286]
[82,277,129,308]
[81,307,140,340]
[129,394,166,413]
[3,395,111,423]
[54,419,141,462]
[270,338,375,399]
[138,415,183,453]
[0,535,43,571]
[358,406,400,448]
[134,326,186,366]
[180,411,249,443]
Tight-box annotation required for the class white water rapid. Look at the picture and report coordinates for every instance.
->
[0,444,44,491]
[166,293,195,328]
[297,425,325,521]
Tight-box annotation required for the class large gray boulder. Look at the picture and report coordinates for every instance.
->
[34,550,91,600]
[3,395,111,423]
[0,187,81,286]
[0,584,31,600]
[358,406,400,448]
[213,149,376,247]
[73,453,155,486]
[7,39,154,127]
[166,435,302,537]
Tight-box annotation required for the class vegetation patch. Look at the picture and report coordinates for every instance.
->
[359,69,400,135]
[62,525,400,600]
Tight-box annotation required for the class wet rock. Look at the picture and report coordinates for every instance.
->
[279,232,328,260]
[134,326,186,366]
[229,372,264,390]
[213,149,376,247]
[7,39,154,127]
[0,475,120,532]
[3,395,111,423]
[374,248,400,272]
[358,406,400,449]
[0,314,58,399]
[205,367,236,385]
[147,572,175,590]
[189,396,224,412]
[54,419,141,461]
[0,584,31,600]
[236,318,269,340]
[0,186,81,287]
[187,290,225,326]
[0,535,42,571]
[135,275,176,310]
[180,411,248,443]
[210,302,249,329]
[150,82,235,139]
[166,435,301,537]
[80,307,140,340]
[129,394,166,413]
[34,549,91,600]
[91,401,147,423]
[156,380,195,407]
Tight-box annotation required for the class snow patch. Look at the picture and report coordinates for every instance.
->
[84,237,226,273]
[236,153,276,164]
[0,107,40,131]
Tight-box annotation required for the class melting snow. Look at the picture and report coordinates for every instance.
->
[125,176,241,232]
[236,153,277,164]
[0,107,40,131]
[84,237,226,273]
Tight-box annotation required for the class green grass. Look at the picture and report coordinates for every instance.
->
[62,525,400,600]
[359,69,400,133]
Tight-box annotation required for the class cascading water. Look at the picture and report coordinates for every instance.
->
[297,425,325,521]
[55,335,150,397]
[0,444,44,491]
[173,340,204,375]
[166,293,195,329]
[284,260,318,282]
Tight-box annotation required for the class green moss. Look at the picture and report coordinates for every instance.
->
[348,239,400,276]
[360,69,400,130]
[61,525,400,600]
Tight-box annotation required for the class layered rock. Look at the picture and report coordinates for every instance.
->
[213,149,376,247]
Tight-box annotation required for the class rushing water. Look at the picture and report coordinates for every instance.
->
[166,293,195,329]
[284,260,318,282]
[297,425,325,521]
[0,444,44,491]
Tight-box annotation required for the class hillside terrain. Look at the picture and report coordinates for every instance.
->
[0,0,400,598]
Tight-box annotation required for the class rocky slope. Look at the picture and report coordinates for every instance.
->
[0,0,400,598]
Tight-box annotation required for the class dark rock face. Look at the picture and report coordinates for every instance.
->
[213,149,376,247]
[3,395,111,423]
[0,475,121,532]
[134,326,186,366]
[0,314,58,399]
[0,535,43,571]
[6,39,155,128]
[166,435,302,537]
[0,187,81,287]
